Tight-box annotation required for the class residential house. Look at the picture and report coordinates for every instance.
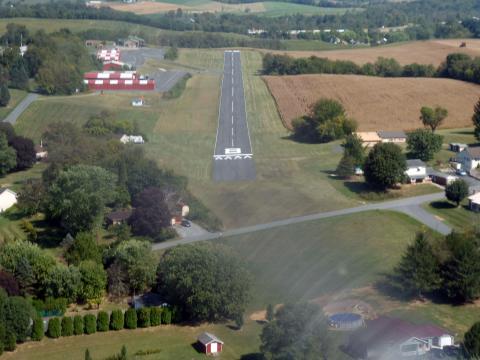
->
[405,159,427,183]
[346,317,454,359]
[105,209,132,226]
[120,135,145,144]
[197,332,224,355]
[430,172,458,187]
[117,36,145,48]
[35,144,48,160]
[378,131,407,144]
[355,132,382,147]
[0,188,17,213]
[469,192,480,212]
[455,146,480,171]
[449,143,467,153]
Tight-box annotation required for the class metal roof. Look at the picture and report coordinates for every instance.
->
[406,159,426,168]
[378,130,407,139]
[197,332,224,345]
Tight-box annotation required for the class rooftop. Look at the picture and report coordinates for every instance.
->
[406,159,426,168]
[469,192,480,204]
[355,132,381,142]
[197,332,224,345]
[466,146,480,158]
[378,130,407,139]
[0,188,16,196]
[106,209,132,222]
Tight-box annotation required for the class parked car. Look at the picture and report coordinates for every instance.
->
[456,169,467,176]
[181,220,191,227]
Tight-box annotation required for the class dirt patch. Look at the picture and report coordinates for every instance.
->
[266,39,480,66]
[263,74,480,131]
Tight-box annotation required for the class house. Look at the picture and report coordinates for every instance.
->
[355,132,382,147]
[449,143,467,153]
[169,202,189,226]
[468,192,480,212]
[430,172,458,186]
[455,146,480,171]
[117,36,145,48]
[378,130,407,144]
[35,144,48,160]
[85,40,104,49]
[346,317,454,359]
[106,209,132,226]
[405,159,427,183]
[120,135,145,144]
[131,98,144,107]
[86,0,102,8]
[0,188,17,213]
[197,332,224,355]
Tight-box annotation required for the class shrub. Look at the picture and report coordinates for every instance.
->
[464,322,480,358]
[150,307,162,326]
[84,314,97,335]
[124,308,137,329]
[97,311,109,332]
[31,317,44,341]
[4,333,16,351]
[137,307,151,328]
[110,309,124,331]
[73,315,84,335]
[61,317,74,337]
[161,308,172,325]
[47,317,61,338]
[135,348,162,356]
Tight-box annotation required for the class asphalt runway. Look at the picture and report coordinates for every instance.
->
[212,51,256,182]
[120,48,187,92]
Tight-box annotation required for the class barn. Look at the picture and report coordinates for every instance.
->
[97,48,120,62]
[83,71,155,91]
[197,332,224,355]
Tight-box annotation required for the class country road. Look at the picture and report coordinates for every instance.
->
[2,94,38,124]
[152,192,450,251]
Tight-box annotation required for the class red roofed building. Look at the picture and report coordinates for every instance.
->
[97,48,120,62]
[83,71,155,91]
[346,317,454,359]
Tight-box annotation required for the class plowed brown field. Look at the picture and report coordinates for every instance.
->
[268,39,480,66]
[263,74,480,131]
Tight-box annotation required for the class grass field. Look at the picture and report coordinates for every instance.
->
[0,89,28,121]
[106,0,356,16]
[267,39,480,66]
[423,200,480,231]
[263,74,480,131]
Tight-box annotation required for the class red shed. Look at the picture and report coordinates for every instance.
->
[197,332,224,355]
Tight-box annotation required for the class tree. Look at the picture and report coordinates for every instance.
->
[0,133,16,176]
[420,106,448,132]
[0,123,15,142]
[31,317,44,341]
[343,134,365,166]
[393,232,441,298]
[85,349,93,360]
[65,232,102,266]
[260,303,331,360]
[473,98,480,141]
[464,322,480,358]
[124,308,137,329]
[61,317,74,337]
[0,270,20,296]
[336,155,355,178]
[47,317,61,338]
[45,165,117,234]
[137,307,151,328]
[150,307,162,326]
[107,240,157,294]
[74,315,84,335]
[84,314,97,334]
[97,311,109,332]
[43,264,82,303]
[161,307,172,324]
[17,179,45,216]
[9,136,36,170]
[445,179,469,207]
[110,310,124,331]
[129,187,171,241]
[157,243,251,322]
[78,261,107,306]
[4,333,15,352]
[266,304,274,322]
[363,143,407,189]
[9,60,29,90]
[107,261,129,298]
[442,232,480,303]
[235,313,244,330]
[3,295,36,342]
[406,129,443,161]
[0,84,10,107]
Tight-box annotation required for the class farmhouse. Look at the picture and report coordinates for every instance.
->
[355,132,381,147]
[197,332,224,355]
[455,146,480,171]
[347,317,454,359]
[106,209,132,226]
[378,130,407,144]
[405,159,427,184]
[0,188,17,213]
[120,135,145,144]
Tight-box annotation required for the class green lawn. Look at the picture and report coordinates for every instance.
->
[0,89,28,121]
[423,200,480,231]
[261,1,356,16]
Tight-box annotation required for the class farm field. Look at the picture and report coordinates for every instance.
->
[263,74,480,131]
[106,0,355,16]
[267,39,480,66]
[0,89,28,121]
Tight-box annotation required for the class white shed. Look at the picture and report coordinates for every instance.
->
[0,188,17,212]
[405,159,427,183]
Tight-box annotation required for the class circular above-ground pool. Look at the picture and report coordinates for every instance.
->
[328,313,364,330]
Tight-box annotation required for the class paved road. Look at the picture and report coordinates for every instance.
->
[152,192,449,251]
[212,50,256,182]
[2,94,38,124]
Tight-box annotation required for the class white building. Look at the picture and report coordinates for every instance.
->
[468,192,480,212]
[131,98,144,107]
[0,188,17,213]
[455,147,480,171]
[120,134,144,144]
[405,159,427,183]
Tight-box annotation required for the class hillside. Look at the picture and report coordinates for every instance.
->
[264,74,480,131]
[267,39,480,66]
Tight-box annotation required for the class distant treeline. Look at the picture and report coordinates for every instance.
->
[262,52,480,85]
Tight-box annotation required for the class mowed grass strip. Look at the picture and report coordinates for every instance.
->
[0,89,28,121]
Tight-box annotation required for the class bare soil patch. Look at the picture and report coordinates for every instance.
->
[263,74,480,131]
[268,39,480,66]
